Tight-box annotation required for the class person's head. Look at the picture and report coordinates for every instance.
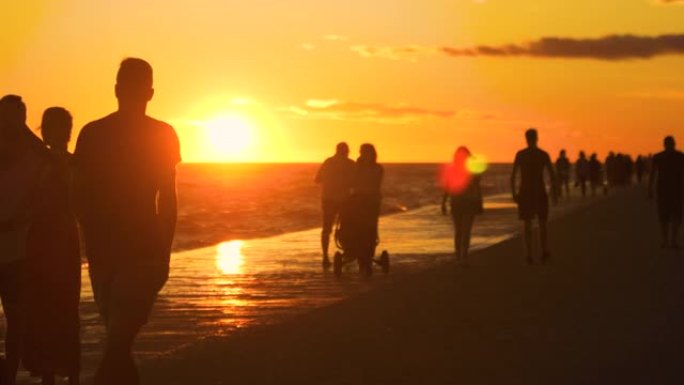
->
[0,94,27,126]
[664,136,676,151]
[590,153,597,160]
[115,58,154,113]
[41,107,73,150]
[579,151,586,159]
[335,142,349,157]
[453,146,471,165]
[525,128,538,147]
[358,143,377,164]
[560,149,566,157]
[0,95,28,139]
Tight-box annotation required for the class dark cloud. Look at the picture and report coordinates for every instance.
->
[352,34,684,61]
[440,34,684,60]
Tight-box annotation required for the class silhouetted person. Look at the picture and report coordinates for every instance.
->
[314,142,355,267]
[576,151,589,197]
[73,59,180,385]
[511,128,557,264]
[24,107,81,385]
[555,149,571,198]
[648,136,684,249]
[351,144,383,276]
[441,147,483,266]
[0,95,50,385]
[589,153,602,197]
[636,155,646,184]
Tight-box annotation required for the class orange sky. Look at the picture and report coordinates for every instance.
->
[2,0,684,162]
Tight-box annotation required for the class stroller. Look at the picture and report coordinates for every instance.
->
[333,193,390,277]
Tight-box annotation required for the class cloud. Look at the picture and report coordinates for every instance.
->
[280,99,456,124]
[350,45,435,61]
[323,34,350,42]
[657,0,684,4]
[351,34,684,61]
[442,34,684,60]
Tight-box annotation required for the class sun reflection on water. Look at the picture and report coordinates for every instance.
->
[216,240,245,275]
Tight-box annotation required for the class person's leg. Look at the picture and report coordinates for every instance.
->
[523,220,533,264]
[321,201,335,265]
[1,261,24,385]
[454,216,463,261]
[461,215,475,263]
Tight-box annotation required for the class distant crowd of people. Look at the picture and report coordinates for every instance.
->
[316,130,679,268]
[1,58,179,385]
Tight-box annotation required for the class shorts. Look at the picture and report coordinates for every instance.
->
[517,192,549,221]
[89,261,168,326]
[0,259,24,308]
[658,196,683,223]
[322,199,344,236]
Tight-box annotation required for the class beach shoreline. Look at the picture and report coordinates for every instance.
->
[135,185,684,385]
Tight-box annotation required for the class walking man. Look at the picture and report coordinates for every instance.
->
[315,142,355,267]
[511,128,557,264]
[73,58,180,385]
[649,136,684,249]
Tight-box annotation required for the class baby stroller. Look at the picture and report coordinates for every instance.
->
[333,193,390,277]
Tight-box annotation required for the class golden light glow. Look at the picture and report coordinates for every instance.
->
[216,240,245,275]
[467,154,489,175]
[204,114,254,158]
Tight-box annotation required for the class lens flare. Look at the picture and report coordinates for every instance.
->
[467,153,488,175]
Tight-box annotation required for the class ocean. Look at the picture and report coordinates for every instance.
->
[173,163,513,251]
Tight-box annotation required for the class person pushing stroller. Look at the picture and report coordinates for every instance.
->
[334,144,385,277]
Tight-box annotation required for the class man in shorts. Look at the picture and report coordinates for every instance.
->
[0,95,49,384]
[649,136,684,249]
[315,142,355,267]
[73,59,180,385]
[511,128,557,265]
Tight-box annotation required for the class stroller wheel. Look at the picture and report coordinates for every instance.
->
[379,250,390,274]
[333,251,343,277]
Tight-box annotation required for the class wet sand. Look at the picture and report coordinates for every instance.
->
[139,186,684,385]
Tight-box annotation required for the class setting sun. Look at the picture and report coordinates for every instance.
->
[205,114,254,159]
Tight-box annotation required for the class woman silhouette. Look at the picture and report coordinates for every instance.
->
[441,147,483,266]
[352,144,384,276]
[24,107,81,385]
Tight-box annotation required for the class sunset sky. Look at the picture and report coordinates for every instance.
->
[2,0,684,162]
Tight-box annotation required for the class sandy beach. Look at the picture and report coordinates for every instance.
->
[134,185,683,385]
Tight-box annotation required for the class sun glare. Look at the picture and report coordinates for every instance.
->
[216,240,245,275]
[204,115,254,161]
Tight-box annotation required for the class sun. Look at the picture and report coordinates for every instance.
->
[203,114,254,161]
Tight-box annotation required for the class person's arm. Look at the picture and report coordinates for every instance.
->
[158,168,178,261]
[158,127,181,264]
[510,154,520,202]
